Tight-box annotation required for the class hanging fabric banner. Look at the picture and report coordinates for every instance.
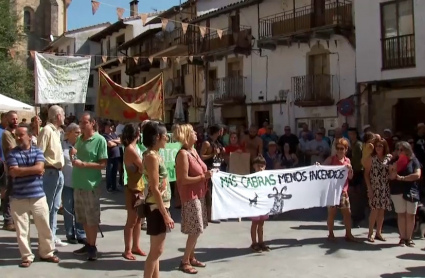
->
[97,69,164,122]
[34,52,91,104]
[91,0,100,15]
[211,165,349,220]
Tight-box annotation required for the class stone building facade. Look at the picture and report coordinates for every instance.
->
[12,0,69,65]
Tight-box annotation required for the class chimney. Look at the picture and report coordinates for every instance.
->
[130,0,139,17]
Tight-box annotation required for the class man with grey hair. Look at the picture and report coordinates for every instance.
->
[37,105,66,248]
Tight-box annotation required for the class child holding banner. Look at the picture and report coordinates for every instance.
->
[250,155,271,252]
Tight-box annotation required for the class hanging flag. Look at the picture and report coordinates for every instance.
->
[141,13,148,25]
[8,49,15,58]
[162,57,167,63]
[91,0,100,15]
[199,26,206,38]
[148,56,153,64]
[30,51,35,59]
[217,29,223,39]
[101,56,107,63]
[117,7,125,20]
[181,23,188,34]
[133,57,139,64]
[118,56,124,64]
[65,0,72,6]
[189,56,193,62]
[161,18,169,30]
[175,57,181,64]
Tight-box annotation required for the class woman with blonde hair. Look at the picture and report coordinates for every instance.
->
[173,124,212,274]
[121,123,146,260]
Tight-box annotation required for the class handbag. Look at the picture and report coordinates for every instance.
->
[403,186,420,203]
[134,196,146,218]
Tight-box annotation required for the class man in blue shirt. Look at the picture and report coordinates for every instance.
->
[7,124,59,267]
[102,120,121,192]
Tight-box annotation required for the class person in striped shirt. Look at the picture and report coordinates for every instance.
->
[7,124,59,267]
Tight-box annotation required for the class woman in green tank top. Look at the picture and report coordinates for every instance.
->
[142,121,174,278]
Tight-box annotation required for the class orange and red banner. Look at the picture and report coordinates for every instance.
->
[97,69,164,122]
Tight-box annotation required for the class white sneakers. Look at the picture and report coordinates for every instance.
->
[54,239,68,247]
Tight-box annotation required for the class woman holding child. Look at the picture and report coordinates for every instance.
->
[320,138,357,242]
[174,124,212,274]
[364,138,392,242]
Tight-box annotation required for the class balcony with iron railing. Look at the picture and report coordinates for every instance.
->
[126,48,160,75]
[214,76,247,104]
[292,74,336,107]
[192,26,252,54]
[381,34,416,70]
[259,0,353,40]
[151,28,188,56]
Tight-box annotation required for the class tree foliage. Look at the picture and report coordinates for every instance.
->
[0,0,33,104]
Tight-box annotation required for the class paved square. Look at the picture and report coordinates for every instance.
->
[1,190,425,278]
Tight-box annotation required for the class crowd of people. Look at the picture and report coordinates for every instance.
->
[0,110,424,276]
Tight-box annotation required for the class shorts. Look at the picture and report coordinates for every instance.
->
[251,215,269,221]
[146,206,171,236]
[391,194,418,214]
[330,191,350,209]
[74,187,101,226]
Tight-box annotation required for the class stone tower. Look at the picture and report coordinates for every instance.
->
[12,0,70,62]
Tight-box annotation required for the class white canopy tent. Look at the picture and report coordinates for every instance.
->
[0,94,35,112]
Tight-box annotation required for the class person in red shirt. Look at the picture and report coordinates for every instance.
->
[225,132,245,154]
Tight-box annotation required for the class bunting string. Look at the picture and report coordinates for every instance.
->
[91,0,225,33]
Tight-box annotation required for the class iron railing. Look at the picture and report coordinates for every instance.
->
[192,26,252,54]
[292,74,336,103]
[259,0,352,39]
[155,28,187,53]
[214,76,246,102]
[381,34,416,69]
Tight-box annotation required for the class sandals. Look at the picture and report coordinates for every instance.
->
[40,255,60,263]
[345,236,360,243]
[375,234,386,242]
[327,235,337,242]
[406,239,415,247]
[399,239,406,246]
[250,243,262,253]
[259,243,271,252]
[122,252,136,261]
[19,260,32,268]
[367,234,375,243]
[190,258,206,267]
[131,249,147,256]
[179,262,198,274]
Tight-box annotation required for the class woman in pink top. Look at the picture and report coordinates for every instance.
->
[173,124,212,275]
[321,138,357,242]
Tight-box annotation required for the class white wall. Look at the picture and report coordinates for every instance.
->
[196,0,356,130]
[355,0,425,82]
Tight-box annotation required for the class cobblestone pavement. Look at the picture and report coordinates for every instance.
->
[2,188,425,278]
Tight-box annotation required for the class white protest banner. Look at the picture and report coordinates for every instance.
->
[34,52,91,104]
[211,165,348,220]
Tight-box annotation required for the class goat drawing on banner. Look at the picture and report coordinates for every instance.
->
[267,186,292,215]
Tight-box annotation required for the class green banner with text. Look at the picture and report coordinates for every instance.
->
[122,134,181,185]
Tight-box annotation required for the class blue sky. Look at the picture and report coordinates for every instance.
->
[68,0,180,30]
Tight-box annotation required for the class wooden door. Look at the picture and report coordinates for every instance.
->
[312,0,326,27]
[308,54,329,100]
[394,98,425,135]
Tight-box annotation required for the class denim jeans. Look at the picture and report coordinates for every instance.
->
[43,169,64,241]
[61,186,86,240]
[106,157,120,191]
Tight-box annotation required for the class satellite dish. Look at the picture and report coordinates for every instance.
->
[165,21,175,32]
[49,34,54,42]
